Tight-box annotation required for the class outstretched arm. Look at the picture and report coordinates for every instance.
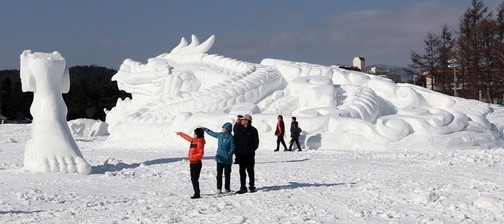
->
[203,128,219,139]
[176,132,194,142]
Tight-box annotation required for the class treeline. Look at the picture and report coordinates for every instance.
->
[411,0,504,102]
[0,66,130,122]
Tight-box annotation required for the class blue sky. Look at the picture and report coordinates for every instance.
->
[0,0,501,70]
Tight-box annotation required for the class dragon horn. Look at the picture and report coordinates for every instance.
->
[170,35,215,54]
[171,37,188,53]
[188,35,200,48]
[193,35,215,53]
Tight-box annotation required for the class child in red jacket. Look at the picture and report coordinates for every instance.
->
[176,128,205,199]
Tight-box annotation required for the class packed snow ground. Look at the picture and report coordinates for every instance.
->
[1,124,504,223]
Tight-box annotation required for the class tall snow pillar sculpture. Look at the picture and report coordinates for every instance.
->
[20,50,92,174]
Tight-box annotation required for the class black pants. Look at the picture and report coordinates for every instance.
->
[276,135,287,150]
[289,136,301,150]
[190,163,202,196]
[216,162,232,191]
[238,155,255,190]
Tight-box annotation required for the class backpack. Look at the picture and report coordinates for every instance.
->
[297,127,302,134]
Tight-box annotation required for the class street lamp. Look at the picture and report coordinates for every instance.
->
[448,59,460,97]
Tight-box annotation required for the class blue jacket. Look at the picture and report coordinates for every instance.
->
[203,122,236,165]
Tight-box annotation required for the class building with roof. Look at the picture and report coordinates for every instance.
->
[352,57,365,70]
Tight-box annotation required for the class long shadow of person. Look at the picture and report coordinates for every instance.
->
[0,210,45,215]
[256,158,309,165]
[259,181,355,192]
[91,156,215,174]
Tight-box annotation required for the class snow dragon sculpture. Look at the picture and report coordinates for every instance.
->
[106,35,504,150]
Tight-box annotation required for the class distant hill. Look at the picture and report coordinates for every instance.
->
[0,70,19,82]
[0,65,117,83]
[0,66,129,122]
[69,65,117,81]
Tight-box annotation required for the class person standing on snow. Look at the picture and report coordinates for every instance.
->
[234,114,259,194]
[288,116,302,152]
[176,128,205,199]
[274,115,288,152]
[202,123,236,194]
[233,115,243,135]
[232,115,243,164]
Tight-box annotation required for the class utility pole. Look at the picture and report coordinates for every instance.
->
[448,59,460,97]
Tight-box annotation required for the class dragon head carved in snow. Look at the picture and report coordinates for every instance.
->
[106,35,286,137]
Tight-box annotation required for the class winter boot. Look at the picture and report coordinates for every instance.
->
[190,194,201,199]
[236,188,248,194]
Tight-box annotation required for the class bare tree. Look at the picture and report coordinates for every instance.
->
[438,25,456,94]
[410,32,441,90]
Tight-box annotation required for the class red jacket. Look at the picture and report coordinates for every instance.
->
[275,120,285,136]
[178,133,205,164]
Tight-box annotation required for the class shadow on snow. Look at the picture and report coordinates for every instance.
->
[91,156,215,174]
[0,210,45,215]
[256,158,310,164]
[259,181,354,192]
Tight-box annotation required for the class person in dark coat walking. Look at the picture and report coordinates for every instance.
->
[234,114,259,194]
[288,116,302,151]
[202,122,235,194]
[274,115,288,151]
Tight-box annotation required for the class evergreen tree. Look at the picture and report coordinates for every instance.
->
[0,77,13,119]
[458,0,490,99]
[411,0,504,102]
[495,1,504,101]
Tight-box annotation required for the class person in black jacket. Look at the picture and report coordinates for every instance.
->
[234,114,259,194]
[232,115,243,164]
[233,115,243,134]
[288,116,302,151]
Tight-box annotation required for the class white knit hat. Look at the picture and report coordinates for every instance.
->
[243,114,252,121]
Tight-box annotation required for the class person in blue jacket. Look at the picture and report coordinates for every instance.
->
[202,122,236,194]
